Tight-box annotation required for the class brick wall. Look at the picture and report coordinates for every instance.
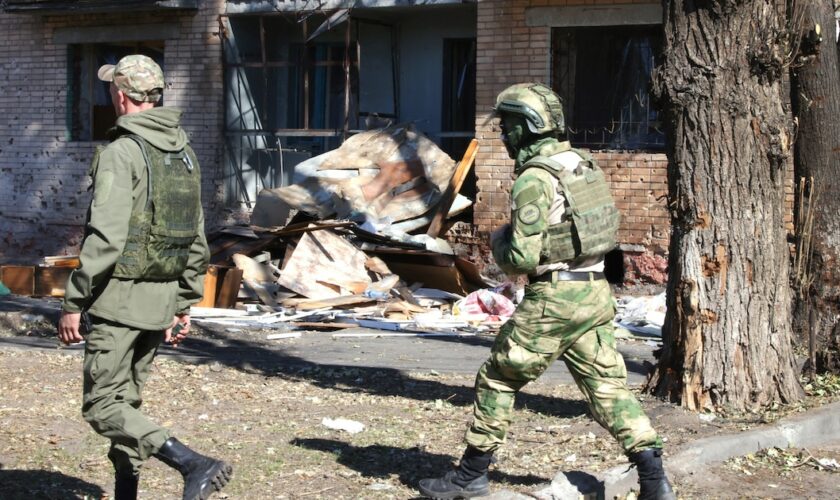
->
[473,0,796,276]
[0,2,225,261]
[473,0,671,258]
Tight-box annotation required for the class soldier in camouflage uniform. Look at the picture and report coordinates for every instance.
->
[57,55,232,500]
[418,83,675,500]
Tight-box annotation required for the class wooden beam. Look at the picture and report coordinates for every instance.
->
[34,266,73,297]
[215,268,243,309]
[0,266,35,296]
[195,265,220,308]
[426,138,479,238]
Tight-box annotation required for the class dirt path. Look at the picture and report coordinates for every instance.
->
[1,306,839,499]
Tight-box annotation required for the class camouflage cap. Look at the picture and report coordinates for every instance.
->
[98,54,164,103]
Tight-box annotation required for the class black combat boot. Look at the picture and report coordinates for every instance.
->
[418,446,493,499]
[153,437,233,500]
[629,448,676,500]
[114,471,139,500]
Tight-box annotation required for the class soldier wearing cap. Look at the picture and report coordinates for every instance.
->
[57,54,232,500]
[418,83,675,500]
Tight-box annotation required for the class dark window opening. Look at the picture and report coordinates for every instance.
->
[441,38,476,199]
[225,15,359,155]
[68,41,164,141]
[551,26,663,151]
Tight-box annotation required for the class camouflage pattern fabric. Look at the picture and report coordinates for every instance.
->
[465,279,662,454]
[98,54,164,103]
[112,134,201,280]
[494,82,565,136]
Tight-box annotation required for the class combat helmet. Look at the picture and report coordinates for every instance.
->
[494,83,565,136]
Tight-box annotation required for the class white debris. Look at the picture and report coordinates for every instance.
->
[321,417,365,434]
[266,332,302,340]
[615,292,666,337]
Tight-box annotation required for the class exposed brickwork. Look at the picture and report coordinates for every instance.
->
[0,2,225,261]
[473,0,671,258]
[0,0,796,282]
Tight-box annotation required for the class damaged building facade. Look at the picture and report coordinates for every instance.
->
[0,0,671,283]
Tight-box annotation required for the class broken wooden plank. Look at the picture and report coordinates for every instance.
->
[0,265,35,296]
[426,138,478,237]
[289,322,357,330]
[283,294,377,311]
[375,260,476,296]
[43,255,80,268]
[210,234,281,265]
[35,266,73,297]
[195,265,220,308]
[215,268,243,309]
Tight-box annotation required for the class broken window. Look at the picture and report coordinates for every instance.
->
[551,26,663,151]
[441,37,476,197]
[67,41,164,141]
[223,14,360,206]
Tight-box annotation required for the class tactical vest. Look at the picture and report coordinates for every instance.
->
[522,151,620,264]
[101,133,202,280]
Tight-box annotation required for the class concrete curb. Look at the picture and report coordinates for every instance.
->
[489,400,840,499]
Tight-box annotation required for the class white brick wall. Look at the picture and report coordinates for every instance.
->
[0,1,226,260]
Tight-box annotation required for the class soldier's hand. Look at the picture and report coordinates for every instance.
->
[58,311,84,345]
[164,314,191,347]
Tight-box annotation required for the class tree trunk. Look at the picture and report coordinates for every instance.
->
[649,0,803,411]
[790,0,840,374]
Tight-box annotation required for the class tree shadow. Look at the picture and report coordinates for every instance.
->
[0,467,105,500]
[169,332,591,419]
[290,437,547,493]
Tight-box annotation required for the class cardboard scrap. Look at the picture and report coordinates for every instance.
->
[277,229,371,300]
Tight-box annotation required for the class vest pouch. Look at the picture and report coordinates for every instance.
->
[570,204,620,257]
[113,212,152,278]
[543,220,577,263]
[142,225,197,280]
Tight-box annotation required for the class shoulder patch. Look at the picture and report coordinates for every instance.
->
[517,203,541,225]
[512,184,541,210]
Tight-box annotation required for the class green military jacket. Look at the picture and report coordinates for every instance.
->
[62,107,210,331]
[492,138,606,276]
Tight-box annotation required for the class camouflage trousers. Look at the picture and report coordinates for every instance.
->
[465,278,662,454]
[82,316,170,474]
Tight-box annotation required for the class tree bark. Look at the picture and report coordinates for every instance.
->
[649,0,803,411]
[790,0,840,373]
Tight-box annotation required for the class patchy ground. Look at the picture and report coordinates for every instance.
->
[0,316,839,499]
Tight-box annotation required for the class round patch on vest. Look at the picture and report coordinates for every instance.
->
[517,204,541,225]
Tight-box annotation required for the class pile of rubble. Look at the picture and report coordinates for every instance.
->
[192,125,514,336]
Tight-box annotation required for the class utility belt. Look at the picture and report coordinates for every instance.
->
[529,270,606,284]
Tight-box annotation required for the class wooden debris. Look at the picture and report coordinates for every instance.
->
[278,229,371,299]
[289,322,357,330]
[282,295,377,311]
[35,266,73,297]
[427,138,479,237]
[43,255,80,268]
[216,268,243,309]
[0,266,35,296]
[195,266,220,308]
